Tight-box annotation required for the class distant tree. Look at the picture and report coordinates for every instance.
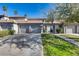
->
[46,10,55,23]
[14,10,18,16]
[67,8,79,23]
[24,13,27,17]
[2,6,7,15]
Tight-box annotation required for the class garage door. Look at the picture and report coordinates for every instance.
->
[19,25,29,33]
[66,27,73,34]
[29,25,41,33]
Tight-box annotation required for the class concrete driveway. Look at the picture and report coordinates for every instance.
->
[0,33,43,56]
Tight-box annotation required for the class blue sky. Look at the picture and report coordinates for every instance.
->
[0,3,56,18]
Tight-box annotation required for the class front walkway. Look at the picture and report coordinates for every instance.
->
[0,33,43,56]
[55,34,79,47]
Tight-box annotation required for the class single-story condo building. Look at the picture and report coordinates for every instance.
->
[0,15,78,34]
[64,23,79,34]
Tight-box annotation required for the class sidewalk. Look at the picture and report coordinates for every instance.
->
[55,34,79,47]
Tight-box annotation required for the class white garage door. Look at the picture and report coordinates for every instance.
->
[66,27,73,34]
[29,25,41,33]
[19,25,29,33]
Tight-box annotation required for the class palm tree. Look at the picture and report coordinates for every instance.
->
[24,13,27,17]
[2,6,7,15]
[14,10,18,16]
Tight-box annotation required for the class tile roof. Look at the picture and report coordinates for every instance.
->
[0,19,63,24]
[53,20,63,24]
[0,16,63,24]
[28,18,46,20]
[9,16,26,20]
[64,22,79,26]
[0,20,14,23]
[15,20,43,24]
[9,16,26,18]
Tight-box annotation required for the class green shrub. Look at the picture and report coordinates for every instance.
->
[8,30,15,35]
[56,28,61,33]
[0,30,9,37]
[0,30,15,37]
[43,30,47,33]
[56,28,64,33]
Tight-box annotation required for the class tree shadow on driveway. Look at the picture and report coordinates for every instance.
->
[2,34,42,50]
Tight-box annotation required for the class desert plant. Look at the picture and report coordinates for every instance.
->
[2,6,7,15]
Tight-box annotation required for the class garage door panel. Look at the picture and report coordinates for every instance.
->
[30,25,41,33]
[19,25,29,33]
[66,26,73,34]
[31,26,41,33]
[66,28,72,34]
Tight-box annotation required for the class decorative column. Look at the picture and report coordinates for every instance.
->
[0,25,2,31]
[29,25,32,33]
[40,25,43,33]
[47,25,50,33]
[13,23,19,34]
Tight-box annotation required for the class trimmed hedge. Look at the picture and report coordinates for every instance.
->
[8,30,15,35]
[56,27,64,33]
[0,30,15,37]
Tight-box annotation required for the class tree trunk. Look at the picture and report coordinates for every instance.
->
[52,20,55,33]
[3,11,7,16]
[53,24,55,33]
[75,25,77,33]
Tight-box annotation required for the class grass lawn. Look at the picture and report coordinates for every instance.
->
[41,34,79,56]
[60,34,79,42]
